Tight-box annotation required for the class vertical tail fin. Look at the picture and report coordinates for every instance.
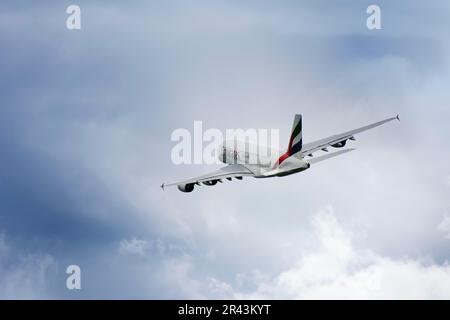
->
[275,114,303,167]
[288,114,302,155]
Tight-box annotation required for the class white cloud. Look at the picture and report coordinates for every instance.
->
[207,277,234,298]
[118,238,149,257]
[0,233,56,299]
[162,254,205,299]
[211,206,450,299]
[437,212,450,239]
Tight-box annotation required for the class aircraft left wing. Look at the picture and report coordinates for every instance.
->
[307,148,355,164]
[301,115,399,157]
[161,164,255,192]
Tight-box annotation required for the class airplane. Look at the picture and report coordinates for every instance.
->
[162,114,400,192]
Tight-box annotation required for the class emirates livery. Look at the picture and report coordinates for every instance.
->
[162,114,400,192]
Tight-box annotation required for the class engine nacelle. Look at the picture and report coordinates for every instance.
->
[203,180,218,186]
[331,140,347,148]
[178,183,195,192]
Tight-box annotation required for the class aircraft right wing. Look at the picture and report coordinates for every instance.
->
[300,115,399,157]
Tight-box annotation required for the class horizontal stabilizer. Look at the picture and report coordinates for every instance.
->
[307,148,355,165]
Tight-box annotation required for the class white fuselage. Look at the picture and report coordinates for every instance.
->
[218,140,310,177]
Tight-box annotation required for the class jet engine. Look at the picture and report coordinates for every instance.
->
[331,140,347,148]
[203,180,218,186]
[177,183,195,192]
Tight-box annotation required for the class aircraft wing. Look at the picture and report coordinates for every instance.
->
[301,115,399,157]
[162,164,255,190]
[307,148,355,164]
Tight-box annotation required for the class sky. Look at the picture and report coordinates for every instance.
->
[1,0,450,299]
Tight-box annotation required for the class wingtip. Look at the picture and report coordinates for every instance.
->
[160,183,165,190]
[396,114,400,121]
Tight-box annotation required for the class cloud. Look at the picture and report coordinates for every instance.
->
[0,233,57,299]
[1,0,450,299]
[118,238,149,257]
[437,212,450,239]
[207,277,234,298]
[212,206,450,299]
